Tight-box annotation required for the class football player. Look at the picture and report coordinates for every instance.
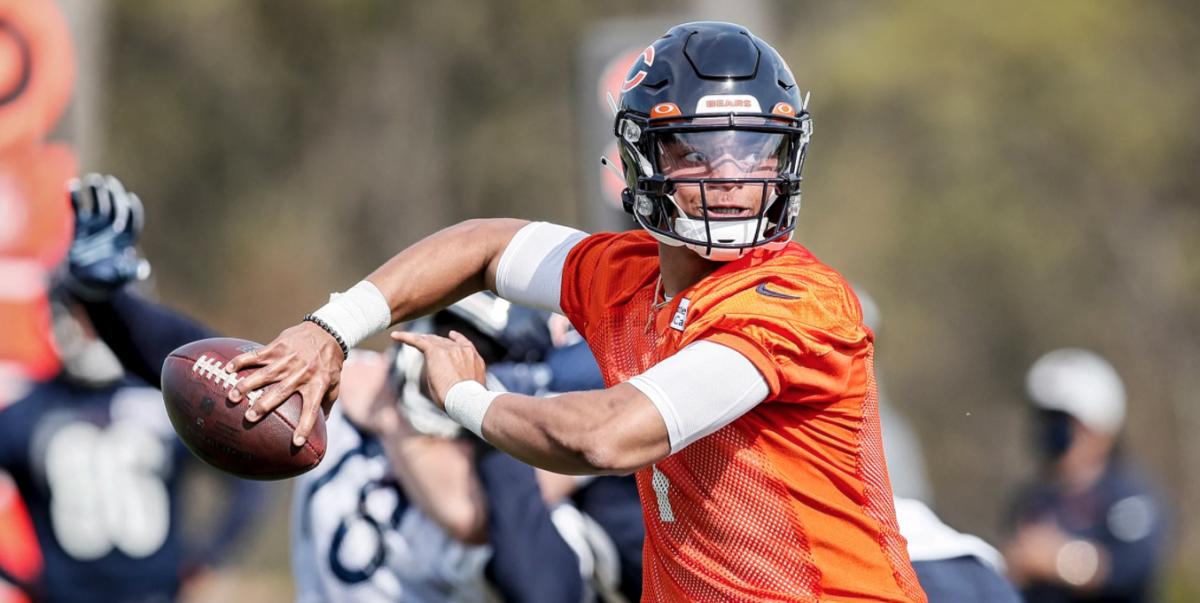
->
[230,21,926,601]
[0,174,267,603]
[1004,349,1168,602]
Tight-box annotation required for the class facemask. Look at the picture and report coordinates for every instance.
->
[1037,410,1075,460]
[51,301,124,386]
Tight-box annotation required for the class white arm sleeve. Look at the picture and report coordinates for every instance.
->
[494,221,588,314]
[626,341,770,454]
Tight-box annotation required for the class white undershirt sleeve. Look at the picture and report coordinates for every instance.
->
[626,341,770,454]
[494,221,588,314]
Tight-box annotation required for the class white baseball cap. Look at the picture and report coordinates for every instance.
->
[1026,348,1126,435]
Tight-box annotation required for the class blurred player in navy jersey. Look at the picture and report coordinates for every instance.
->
[66,175,644,602]
[1005,349,1168,603]
[293,294,644,602]
[0,174,267,603]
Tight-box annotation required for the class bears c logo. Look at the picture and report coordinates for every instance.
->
[620,45,655,93]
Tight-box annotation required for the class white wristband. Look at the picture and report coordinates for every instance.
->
[311,280,392,349]
[444,380,500,440]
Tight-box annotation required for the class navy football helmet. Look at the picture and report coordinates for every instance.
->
[439,292,553,364]
[615,22,812,261]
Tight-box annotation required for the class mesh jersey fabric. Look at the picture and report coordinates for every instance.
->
[559,230,926,603]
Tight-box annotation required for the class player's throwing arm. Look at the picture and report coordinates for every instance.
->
[226,218,528,446]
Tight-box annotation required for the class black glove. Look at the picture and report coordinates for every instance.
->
[63,173,151,299]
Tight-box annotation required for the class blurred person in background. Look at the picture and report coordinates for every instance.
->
[0,174,267,603]
[1004,349,1169,602]
[294,295,644,603]
[857,287,1021,603]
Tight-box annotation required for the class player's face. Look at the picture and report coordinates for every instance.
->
[655,129,788,219]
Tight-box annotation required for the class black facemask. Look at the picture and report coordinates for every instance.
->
[1036,410,1076,460]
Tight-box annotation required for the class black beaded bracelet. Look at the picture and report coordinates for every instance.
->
[302,314,350,359]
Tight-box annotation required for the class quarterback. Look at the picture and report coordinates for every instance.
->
[230,22,926,602]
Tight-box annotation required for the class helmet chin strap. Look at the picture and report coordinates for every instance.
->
[683,230,791,261]
[668,195,791,261]
[675,213,768,245]
[640,212,785,261]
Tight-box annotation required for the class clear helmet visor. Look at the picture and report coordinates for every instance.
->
[654,130,791,178]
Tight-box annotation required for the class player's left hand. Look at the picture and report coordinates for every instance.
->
[64,173,151,299]
[390,330,486,410]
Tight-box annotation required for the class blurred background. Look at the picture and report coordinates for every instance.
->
[2,0,1197,601]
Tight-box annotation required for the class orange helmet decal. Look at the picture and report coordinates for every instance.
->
[771,102,796,116]
[651,102,682,118]
[620,45,656,94]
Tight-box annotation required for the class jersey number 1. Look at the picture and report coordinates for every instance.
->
[651,465,675,523]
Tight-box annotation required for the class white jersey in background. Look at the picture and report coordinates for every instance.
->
[894,497,1005,571]
[290,408,498,603]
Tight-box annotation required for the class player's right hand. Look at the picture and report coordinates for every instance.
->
[225,321,344,446]
[389,330,487,411]
[64,173,151,299]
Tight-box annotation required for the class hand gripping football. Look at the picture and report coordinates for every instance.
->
[161,337,326,480]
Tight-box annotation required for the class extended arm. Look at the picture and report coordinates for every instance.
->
[228,218,535,445]
[81,288,218,385]
[63,174,219,384]
[368,218,532,323]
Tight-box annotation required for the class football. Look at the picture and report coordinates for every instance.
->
[161,337,326,480]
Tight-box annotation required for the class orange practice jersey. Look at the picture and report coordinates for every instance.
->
[560,231,926,603]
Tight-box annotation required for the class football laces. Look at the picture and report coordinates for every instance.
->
[192,354,263,404]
